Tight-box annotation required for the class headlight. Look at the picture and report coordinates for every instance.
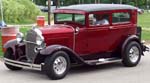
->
[36,35,44,45]
[33,28,44,45]
[16,32,24,43]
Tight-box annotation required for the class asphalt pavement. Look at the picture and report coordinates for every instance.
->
[0,47,150,83]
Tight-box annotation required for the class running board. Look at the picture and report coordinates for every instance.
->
[85,58,122,65]
[4,58,43,71]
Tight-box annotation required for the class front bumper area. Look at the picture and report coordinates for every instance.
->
[142,44,149,52]
[4,58,43,71]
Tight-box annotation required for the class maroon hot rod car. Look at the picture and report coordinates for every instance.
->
[3,4,148,80]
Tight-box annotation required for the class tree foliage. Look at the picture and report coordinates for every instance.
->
[1,0,41,24]
[57,0,149,8]
[33,0,47,6]
[33,0,149,8]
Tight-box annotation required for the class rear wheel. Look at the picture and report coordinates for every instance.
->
[44,51,70,80]
[4,48,22,70]
[122,41,142,67]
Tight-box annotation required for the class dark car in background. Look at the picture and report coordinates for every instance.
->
[37,5,57,12]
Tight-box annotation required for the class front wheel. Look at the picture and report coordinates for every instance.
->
[43,51,70,80]
[122,41,142,67]
[4,48,22,70]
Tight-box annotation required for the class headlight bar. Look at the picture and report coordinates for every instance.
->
[16,32,24,43]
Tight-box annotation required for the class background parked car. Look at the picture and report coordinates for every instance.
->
[37,5,57,12]
[137,8,144,14]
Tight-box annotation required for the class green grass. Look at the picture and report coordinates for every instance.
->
[142,30,150,40]
[39,12,54,22]
[8,19,35,25]
[138,12,150,28]
[8,12,53,25]
[138,12,150,40]
[20,26,32,34]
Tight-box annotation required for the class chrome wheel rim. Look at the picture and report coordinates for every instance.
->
[129,46,140,63]
[53,56,67,75]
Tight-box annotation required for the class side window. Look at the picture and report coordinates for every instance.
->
[89,14,109,26]
[56,14,72,21]
[74,14,85,25]
[112,12,130,23]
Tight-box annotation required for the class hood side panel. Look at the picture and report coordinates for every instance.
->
[40,25,74,50]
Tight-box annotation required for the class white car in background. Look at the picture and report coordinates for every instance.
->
[137,8,144,14]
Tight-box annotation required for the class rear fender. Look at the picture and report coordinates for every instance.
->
[121,35,143,56]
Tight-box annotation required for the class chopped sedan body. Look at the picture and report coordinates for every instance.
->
[3,4,148,80]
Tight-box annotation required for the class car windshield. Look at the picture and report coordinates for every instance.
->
[55,13,85,25]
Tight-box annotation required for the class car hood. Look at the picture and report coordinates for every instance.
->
[39,24,74,35]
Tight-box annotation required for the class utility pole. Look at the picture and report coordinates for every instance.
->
[56,0,60,8]
[48,0,51,25]
[120,0,122,4]
[98,0,101,3]
[95,0,97,4]
[95,0,98,4]
[0,0,6,27]
[135,0,138,7]
[0,0,4,22]
[95,0,100,4]
[146,0,150,12]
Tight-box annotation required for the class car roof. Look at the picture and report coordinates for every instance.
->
[58,4,137,12]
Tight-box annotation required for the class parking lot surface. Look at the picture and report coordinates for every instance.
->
[0,49,150,83]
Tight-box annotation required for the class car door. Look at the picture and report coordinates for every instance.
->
[108,11,133,51]
[75,27,89,55]
[87,13,112,54]
[73,14,89,55]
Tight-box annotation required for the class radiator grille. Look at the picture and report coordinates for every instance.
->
[26,30,38,62]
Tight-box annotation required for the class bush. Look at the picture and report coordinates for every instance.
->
[1,0,41,24]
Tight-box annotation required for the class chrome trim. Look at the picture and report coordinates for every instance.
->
[129,46,140,63]
[25,28,45,62]
[85,58,122,65]
[33,28,44,45]
[96,59,121,65]
[23,40,37,45]
[16,32,24,43]
[4,58,42,71]
[53,56,67,75]
[68,26,76,51]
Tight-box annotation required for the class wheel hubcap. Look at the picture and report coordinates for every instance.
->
[53,56,67,75]
[129,46,140,63]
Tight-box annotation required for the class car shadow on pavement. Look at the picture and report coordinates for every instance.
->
[1,61,130,80]
[69,62,124,75]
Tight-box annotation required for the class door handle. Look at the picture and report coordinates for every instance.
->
[109,26,118,30]
[75,27,80,35]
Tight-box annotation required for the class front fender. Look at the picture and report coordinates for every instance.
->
[40,45,64,55]
[40,45,86,64]
[4,39,17,49]
[4,39,25,55]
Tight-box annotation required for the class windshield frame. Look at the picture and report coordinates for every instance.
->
[54,13,86,26]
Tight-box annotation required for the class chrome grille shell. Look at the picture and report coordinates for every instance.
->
[26,29,38,62]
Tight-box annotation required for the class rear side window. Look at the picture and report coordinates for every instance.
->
[112,12,130,23]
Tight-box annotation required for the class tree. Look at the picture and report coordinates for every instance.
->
[33,0,149,9]
[33,0,47,6]
[1,0,41,24]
